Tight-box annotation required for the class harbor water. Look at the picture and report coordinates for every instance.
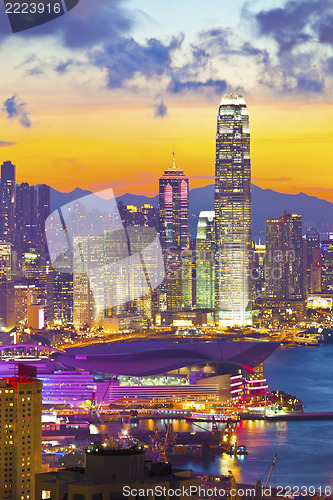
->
[122,345,333,488]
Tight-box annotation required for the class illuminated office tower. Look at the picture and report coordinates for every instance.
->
[38,184,50,234]
[306,228,321,294]
[196,211,215,309]
[159,151,189,251]
[321,235,333,293]
[73,236,105,329]
[73,236,92,329]
[265,211,304,300]
[0,241,12,280]
[14,284,36,326]
[252,243,266,300]
[159,152,191,312]
[0,161,16,243]
[0,371,42,500]
[214,94,252,326]
[0,281,15,330]
[53,272,73,323]
[16,183,39,252]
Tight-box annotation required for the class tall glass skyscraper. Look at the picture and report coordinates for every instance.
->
[159,152,189,251]
[0,161,16,243]
[196,211,215,309]
[214,93,252,326]
[159,152,191,312]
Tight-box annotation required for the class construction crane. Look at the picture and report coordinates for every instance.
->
[265,454,278,488]
[90,376,116,447]
[228,470,241,500]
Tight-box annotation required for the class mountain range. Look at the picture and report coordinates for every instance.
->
[50,184,333,241]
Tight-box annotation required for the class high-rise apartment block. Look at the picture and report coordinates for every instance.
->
[265,211,304,301]
[321,236,333,294]
[0,161,16,243]
[0,281,15,330]
[214,94,252,326]
[252,242,266,300]
[196,211,215,309]
[16,183,39,252]
[306,228,321,294]
[0,240,12,281]
[0,372,42,500]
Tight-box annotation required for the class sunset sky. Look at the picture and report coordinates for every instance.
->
[0,0,332,200]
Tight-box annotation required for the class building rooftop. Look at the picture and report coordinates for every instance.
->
[53,339,279,376]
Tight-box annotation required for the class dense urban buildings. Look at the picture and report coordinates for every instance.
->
[0,114,332,333]
[214,94,252,327]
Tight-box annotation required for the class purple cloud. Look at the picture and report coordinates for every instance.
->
[154,101,168,118]
[2,95,33,128]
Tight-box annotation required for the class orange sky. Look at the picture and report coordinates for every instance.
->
[1,98,333,202]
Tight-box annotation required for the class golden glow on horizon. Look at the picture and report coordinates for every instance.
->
[1,100,332,201]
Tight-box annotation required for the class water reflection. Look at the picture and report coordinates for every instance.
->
[105,346,333,488]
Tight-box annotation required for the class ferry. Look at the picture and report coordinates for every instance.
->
[293,333,319,346]
[264,404,303,418]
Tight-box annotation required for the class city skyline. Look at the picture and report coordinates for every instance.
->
[0,0,332,200]
[0,0,333,492]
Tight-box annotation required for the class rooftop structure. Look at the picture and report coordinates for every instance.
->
[36,445,198,500]
[53,339,278,376]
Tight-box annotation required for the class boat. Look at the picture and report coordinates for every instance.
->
[293,333,319,346]
[225,445,248,456]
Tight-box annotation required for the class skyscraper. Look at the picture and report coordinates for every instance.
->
[0,161,16,243]
[16,182,38,251]
[321,235,333,294]
[159,151,189,251]
[306,228,321,294]
[159,152,191,312]
[38,184,51,251]
[265,211,304,300]
[0,371,42,500]
[196,211,215,309]
[0,241,12,281]
[214,93,252,326]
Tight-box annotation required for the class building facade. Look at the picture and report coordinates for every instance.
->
[0,161,16,243]
[159,152,189,252]
[196,211,215,309]
[214,93,252,326]
[0,241,12,281]
[321,236,333,294]
[265,211,304,301]
[159,153,191,312]
[306,228,321,294]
